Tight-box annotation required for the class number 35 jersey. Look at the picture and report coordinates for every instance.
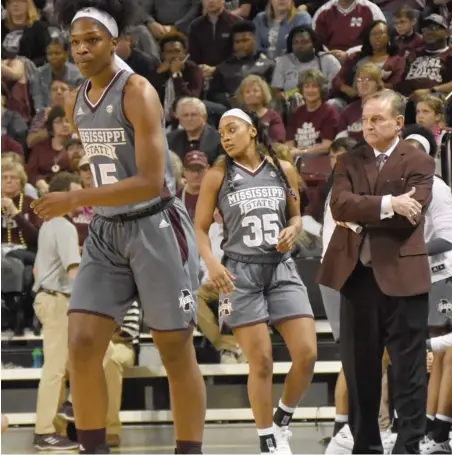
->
[73,69,176,217]
[217,158,288,259]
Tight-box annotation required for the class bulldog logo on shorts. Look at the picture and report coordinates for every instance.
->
[179,289,194,312]
[219,298,232,318]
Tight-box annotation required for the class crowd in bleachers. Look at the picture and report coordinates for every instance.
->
[1,0,451,451]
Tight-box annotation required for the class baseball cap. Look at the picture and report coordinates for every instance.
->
[183,151,208,168]
[423,14,448,29]
[78,155,90,168]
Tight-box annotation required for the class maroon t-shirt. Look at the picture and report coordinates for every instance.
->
[261,108,286,143]
[176,188,199,222]
[286,103,339,149]
[397,47,452,96]
[27,138,71,185]
[337,100,363,142]
[314,0,384,51]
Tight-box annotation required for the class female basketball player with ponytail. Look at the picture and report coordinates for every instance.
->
[31,0,206,453]
[195,109,317,455]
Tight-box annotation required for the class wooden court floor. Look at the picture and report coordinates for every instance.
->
[1,423,332,454]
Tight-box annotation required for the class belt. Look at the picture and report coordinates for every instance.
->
[37,288,70,298]
[98,197,174,222]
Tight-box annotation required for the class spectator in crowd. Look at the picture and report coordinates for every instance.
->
[65,138,86,171]
[416,94,447,174]
[167,97,223,165]
[170,151,186,190]
[1,133,24,157]
[286,69,339,158]
[207,20,275,109]
[312,0,385,61]
[32,172,82,451]
[254,0,311,59]
[332,20,406,104]
[1,83,28,148]
[336,62,385,141]
[224,0,252,17]
[2,151,38,198]
[27,106,72,192]
[115,28,160,84]
[393,5,423,58]
[2,154,41,336]
[1,157,41,255]
[177,151,209,222]
[236,74,286,142]
[37,37,84,107]
[197,208,244,364]
[152,32,203,121]
[76,155,93,190]
[27,79,71,148]
[1,0,51,66]
[59,302,143,448]
[398,14,452,100]
[271,25,341,101]
[2,51,33,123]
[188,0,242,80]
[141,0,201,37]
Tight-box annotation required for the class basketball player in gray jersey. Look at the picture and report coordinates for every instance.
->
[195,108,317,455]
[31,0,206,453]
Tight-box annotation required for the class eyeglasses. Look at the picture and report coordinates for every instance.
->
[356,77,374,83]
[422,24,443,31]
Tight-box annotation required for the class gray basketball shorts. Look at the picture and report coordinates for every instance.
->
[428,277,452,328]
[69,198,199,331]
[218,256,313,331]
[319,284,341,342]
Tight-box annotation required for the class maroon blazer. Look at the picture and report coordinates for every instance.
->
[317,140,435,297]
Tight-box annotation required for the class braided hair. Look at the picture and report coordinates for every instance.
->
[224,109,296,200]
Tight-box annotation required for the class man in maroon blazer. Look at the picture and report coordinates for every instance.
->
[318,90,435,454]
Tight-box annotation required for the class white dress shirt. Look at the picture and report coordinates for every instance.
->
[424,176,452,283]
[374,137,400,220]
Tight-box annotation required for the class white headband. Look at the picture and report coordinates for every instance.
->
[221,108,253,126]
[72,7,119,38]
[405,134,430,155]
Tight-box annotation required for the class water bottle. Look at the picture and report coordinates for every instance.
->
[32,348,43,368]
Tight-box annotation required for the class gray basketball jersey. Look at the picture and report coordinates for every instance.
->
[218,159,288,258]
[73,69,176,217]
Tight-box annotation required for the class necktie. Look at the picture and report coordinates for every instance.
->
[360,153,388,265]
[376,153,388,172]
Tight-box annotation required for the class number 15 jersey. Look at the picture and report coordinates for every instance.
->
[217,158,288,259]
[73,69,176,217]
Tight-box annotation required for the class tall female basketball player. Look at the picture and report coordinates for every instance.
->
[195,108,317,454]
[31,0,206,453]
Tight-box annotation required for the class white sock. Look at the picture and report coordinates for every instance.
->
[278,399,296,414]
[427,414,435,421]
[436,414,452,423]
[335,414,348,423]
[257,427,275,436]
